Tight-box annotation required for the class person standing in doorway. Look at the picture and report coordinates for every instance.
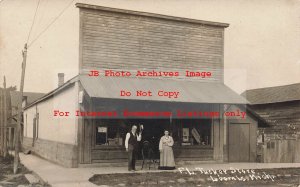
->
[125,125,142,171]
[159,129,175,170]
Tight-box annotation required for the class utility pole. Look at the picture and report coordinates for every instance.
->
[0,88,3,156]
[14,44,27,174]
[3,76,7,157]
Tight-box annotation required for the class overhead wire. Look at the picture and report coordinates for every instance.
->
[34,0,48,36]
[26,0,41,44]
[27,0,75,48]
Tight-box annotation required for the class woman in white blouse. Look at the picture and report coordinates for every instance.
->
[158,130,175,170]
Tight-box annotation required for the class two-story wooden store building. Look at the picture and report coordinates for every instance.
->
[22,3,260,167]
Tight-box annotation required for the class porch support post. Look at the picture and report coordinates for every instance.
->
[213,104,224,162]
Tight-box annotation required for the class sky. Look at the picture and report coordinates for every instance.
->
[0,0,300,94]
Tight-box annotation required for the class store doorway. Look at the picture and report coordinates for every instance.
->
[228,123,250,162]
[127,119,170,159]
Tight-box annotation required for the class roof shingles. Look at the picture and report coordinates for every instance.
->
[241,83,300,104]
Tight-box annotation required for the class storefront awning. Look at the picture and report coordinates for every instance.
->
[79,76,248,104]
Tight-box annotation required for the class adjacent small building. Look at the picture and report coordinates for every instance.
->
[22,3,263,167]
[0,89,45,151]
[242,83,300,163]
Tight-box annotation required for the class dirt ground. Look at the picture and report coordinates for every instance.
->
[0,155,49,187]
[89,167,300,187]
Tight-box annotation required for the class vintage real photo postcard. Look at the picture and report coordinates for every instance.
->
[0,0,300,186]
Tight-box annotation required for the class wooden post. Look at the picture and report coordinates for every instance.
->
[3,76,8,157]
[14,44,27,174]
[0,88,3,156]
[8,127,12,150]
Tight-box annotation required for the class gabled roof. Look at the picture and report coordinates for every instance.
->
[241,83,300,105]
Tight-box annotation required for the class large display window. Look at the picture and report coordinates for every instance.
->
[95,119,127,146]
[178,119,212,146]
[93,118,213,148]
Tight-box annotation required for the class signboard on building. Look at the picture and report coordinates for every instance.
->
[98,127,107,133]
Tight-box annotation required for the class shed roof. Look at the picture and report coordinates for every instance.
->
[24,76,78,110]
[80,76,248,104]
[24,75,248,110]
[76,3,229,28]
[241,83,300,105]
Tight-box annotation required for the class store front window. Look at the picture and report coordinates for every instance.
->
[95,119,127,146]
[94,118,212,148]
[172,119,213,147]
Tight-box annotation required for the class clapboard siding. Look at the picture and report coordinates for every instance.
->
[251,101,300,129]
[80,8,225,82]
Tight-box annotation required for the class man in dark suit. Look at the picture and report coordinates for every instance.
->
[125,125,142,171]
